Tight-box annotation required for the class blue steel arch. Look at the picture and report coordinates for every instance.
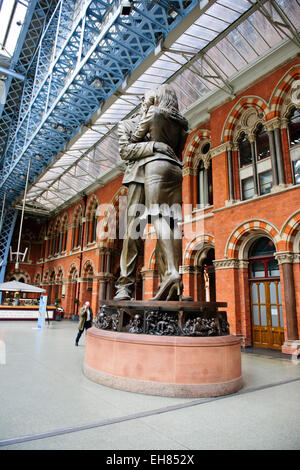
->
[0,0,199,204]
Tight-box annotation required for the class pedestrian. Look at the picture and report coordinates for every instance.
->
[75,301,93,346]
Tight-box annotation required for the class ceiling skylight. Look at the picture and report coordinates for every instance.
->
[0,0,28,59]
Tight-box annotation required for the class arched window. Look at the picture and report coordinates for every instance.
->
[86,205,98,245]
[288,107,300,184]
[238,124,272,200]
[248,237,278,279]
[197,142,212,207]
[288,107,300,147]
[256,124,270,161]
[238,132,252,167]
[71,207,83,249]
[248,236,283,349]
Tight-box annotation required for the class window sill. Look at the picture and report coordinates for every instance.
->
[212,183,299,213]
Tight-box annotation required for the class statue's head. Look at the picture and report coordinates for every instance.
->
[153,84,179,111]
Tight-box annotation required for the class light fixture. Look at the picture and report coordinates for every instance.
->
[0,78,6,105]
[90,77,103,88]
[120,0,133,15]
[168,7,178,19]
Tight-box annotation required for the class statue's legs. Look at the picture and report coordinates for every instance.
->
[144,159,183,300]
[114,182,146,300]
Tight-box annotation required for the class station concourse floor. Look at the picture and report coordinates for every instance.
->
[0,320,299,451]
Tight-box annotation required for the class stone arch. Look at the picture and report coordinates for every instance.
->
[33,271,42,285]
[268,65,300,120]
[72,203,83,224]
[279,210,300,252]
[6,269,31,283]
[148,248,157,270]
[60,212,69,231]
[225,219,280,259]
[55,265,64,282]
[67,263,79,280]
[82,259,95,276]
[97,187,127,249]
[183,234,215,266]
[183,129,211,168]
[86,194,99,217]
[222,96,269,143]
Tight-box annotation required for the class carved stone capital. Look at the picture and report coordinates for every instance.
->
[293,253,300,264]
[140,268,158,279]
[182,166,197,177]
[179,265,200,274]
[265,117,281,131]
[274,252,294,265]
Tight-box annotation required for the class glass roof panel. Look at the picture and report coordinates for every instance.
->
[236,18,271,56]
[248,9,283,46]
[276,0,300,27]
[207,3,244,23]
[219,0,252,11]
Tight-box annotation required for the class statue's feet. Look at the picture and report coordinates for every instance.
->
[150,274,182,301]
[113,287,132,301]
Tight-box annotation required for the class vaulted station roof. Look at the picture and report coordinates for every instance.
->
[0,0,299,215]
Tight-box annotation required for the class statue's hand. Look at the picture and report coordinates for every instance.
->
[154,142,176,158]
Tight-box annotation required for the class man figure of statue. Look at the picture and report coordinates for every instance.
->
[129,84,188,301]
[114,90,179,301]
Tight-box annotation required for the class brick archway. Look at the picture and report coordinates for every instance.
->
[225,220,280,259]
[222,96,269,143]
[268,65,300,120]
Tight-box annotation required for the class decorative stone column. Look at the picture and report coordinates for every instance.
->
[249,135,258,196]
[226,142,234,202]
[266,122,279,186]
[275,252,300,355]
[273,120,285,186]
[179,265,196,300]
[98,274,108,301]
[182,166,197,207]
[213,258,242,337]
[141,268,159,300]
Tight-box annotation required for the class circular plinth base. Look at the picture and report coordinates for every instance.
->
[84,328,243,398]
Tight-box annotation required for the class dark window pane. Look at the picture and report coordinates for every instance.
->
[239,133,252,167]
[267,259,280,277]
[259,169,273,195]
[249,237,275,257]
[242,176,254,200]
[251,260,265,278]
[293,159,300,184]
[202,142,210,154]
[256,125,270,160]
[289,108,300,147]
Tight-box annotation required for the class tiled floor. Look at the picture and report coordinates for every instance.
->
[0,320,299,450]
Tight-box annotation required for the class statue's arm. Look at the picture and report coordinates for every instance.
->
[129,110,152,143]
[118,120,154,161]
[119,141,154,162]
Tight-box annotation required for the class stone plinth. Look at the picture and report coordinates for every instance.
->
[84,328,243,398]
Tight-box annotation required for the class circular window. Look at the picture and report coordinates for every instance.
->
[202,142,210,154]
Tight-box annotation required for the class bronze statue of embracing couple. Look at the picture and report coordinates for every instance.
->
[114,84,189,302]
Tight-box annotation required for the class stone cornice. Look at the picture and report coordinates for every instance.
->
[213,259,249,270]
[210,143,230,158]
[179,265,201,274]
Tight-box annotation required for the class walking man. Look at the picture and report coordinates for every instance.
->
[75,301,93,346]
